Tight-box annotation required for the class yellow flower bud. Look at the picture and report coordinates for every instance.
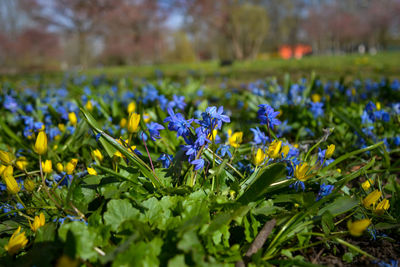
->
[254,148,266,166]
[374,199,390,215]
[56,163,64,173]
[325,144,335,158]
[120,118,127,128]
[42,160,52,173]
[68,112,77,126]
[15,157,28,171]
[4,226,28,255]
[0,165,6,176]
[58,123,66,132]
[336,168,341,173]
[311,94,321,103]
[0,150,14,165]
[91,149,104,162]
[376,102,381,111]
[3,167,20,194]
[127,102,136,114]
[268,140,282,158]
[66,159,78,175]
[2,165,13,178]
[30,213,45,232]
[208,129,218,141]
[127,113,140,133]
[361,179,374,191]
[281,145,290,159]
[87,167,97,175]
[85,100,93,111]
[362,189,382,209]
[24,179,35,192]
[228,132,243,148]
[34,131,48,155]
[347,219,371,236]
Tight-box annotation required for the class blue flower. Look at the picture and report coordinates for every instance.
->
[216,144,232,158]
[190,158,205,171]
[250,127,268,145]
[147,122,164,141]
[157,95,169,110]
[164,108,194,138]
[158,154,173,168]
[310,102,324,118]
[316,183,334,201]
[168,95,186,110]
[142,84,159,104]
[257,104,281,129]
[200,106,230,131]
[3,95,19,112]
[194,127,210,147]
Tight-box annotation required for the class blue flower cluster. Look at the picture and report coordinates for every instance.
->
[164,106,230,170]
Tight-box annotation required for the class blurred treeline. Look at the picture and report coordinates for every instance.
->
[0,0,399,73]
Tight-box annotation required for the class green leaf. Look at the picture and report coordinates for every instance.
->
[58,221,99,260]
[318,196,359,217]
[321,211,334,235]
[112,237,163,267]
[103,199,140,232]
[238,163,286,204]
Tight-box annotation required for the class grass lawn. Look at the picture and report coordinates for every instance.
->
[83,51,400,84]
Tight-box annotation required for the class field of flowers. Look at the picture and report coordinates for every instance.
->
[0,73,399,266]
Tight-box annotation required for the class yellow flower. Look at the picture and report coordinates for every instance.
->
[4,173,20,194]
[85,100,93,111]
[127,113,140,133]
[337,168,341,173]
[120,118,127,128]
[127,101,136,114]
[35,131,48,155]
[56,163,64,173]
[362,189,382,209]
[376,102,381,111]
[30,213,45,232]
[281,145,290,159]
[42,160,53,173]
[0,150,14,165]
[58,123,66,132]
[0,164,6,176]
[91,149,104,162]
[68,112,77,126]
[293,144,299,149]
[294,163,313,182]
[347,219,371,236]
[325,144,335,158]
[2,165,13,178]
[254,148,266,166]
[87,167,97,175]
[361,179,374,191]
[24,179,35,192]
[351,88,356,96]
[311,94,321,103]
[268,140,282,158]
[143,112,151,123]
[15,157,28,171]
[208,129,218,141]
[4,226,28,255]
[66,159,78,175]
[374,199,390,215]
[228,132,243,148]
